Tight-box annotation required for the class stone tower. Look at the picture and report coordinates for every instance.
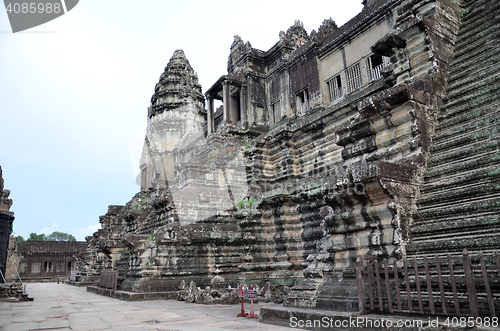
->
[140,50,206,190]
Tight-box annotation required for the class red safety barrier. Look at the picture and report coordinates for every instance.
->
[247,285,258,319]
[237,285,248,317]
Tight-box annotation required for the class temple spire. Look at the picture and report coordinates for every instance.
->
[148,49,205,118]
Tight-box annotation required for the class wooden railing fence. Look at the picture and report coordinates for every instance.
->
[100,270,118,289]
[356,249,500,317]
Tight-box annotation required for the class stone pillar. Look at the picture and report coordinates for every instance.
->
[223,81,232,123]
[0,212,13,283]
[239,90,244,125]
[207,97,214,134]
[284,71,292,118]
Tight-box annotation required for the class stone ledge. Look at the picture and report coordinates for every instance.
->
[86,286,178,301]
[65,280,92,287]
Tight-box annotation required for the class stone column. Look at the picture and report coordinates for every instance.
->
[284,71,292,118]
[223,81,232,123]
[239,89,244,125]
[0,212,14,283]
[207,96,214,134]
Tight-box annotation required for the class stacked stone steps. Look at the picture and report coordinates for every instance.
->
[435,81,500,130]
[408,0,500,255]
[419,167,499,203]
[415,195,500,226]
[442,43,500,110]
[422,148,499,196]
[427,142,498,176]
[452,0,500,47]
[428,127,500,168]
[422,166,499,196]
[449,39,500,85]
[411,213,499,237]
[434,100,500,139]
[443,75,500,116]
[447,49,500,97]
[438,0,500,117]
[437,87,500,128]
[452,9,500,62]
[446,64,500,105]
[411,203,500,238]
[411,166,500,244]
[448,5,500,86]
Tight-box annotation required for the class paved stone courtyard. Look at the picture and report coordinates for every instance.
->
[0,283,298,331]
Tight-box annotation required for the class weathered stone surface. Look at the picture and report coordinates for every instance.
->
[0,167,14,283]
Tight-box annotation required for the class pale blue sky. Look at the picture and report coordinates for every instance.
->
[0,1,363,240]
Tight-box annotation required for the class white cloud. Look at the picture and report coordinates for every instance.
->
[70,224,101,242]
[39,222,59,235]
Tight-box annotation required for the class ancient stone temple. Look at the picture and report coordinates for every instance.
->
[79,0,500,313]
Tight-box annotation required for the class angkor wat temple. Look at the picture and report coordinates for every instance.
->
[78,0,500,314]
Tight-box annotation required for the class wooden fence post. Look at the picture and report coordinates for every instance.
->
[356,256,365,315]
[384,258,393,313]
[413,256,424,313]
[403,258,412,313]
[435,254,447,315]
[375,260,383,312]
[368,260,374,310]
[462,249,479,318]
[393,257,402,312]
[479,252,495,318]
[448,254,460,315]
[423,256,435,314]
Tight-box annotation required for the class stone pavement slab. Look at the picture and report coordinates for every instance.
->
[0,283,301,331]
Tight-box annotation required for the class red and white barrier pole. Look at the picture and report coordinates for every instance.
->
[236,285,248,317]
[246,285,258,319]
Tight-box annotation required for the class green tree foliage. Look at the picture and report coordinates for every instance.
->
[27,231,76,242]
[28,233,47,241]
[46,231,76,242]
[16,235,24,243]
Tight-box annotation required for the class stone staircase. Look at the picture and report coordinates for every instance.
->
[0,283,33,301]
[407,0,500,256]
